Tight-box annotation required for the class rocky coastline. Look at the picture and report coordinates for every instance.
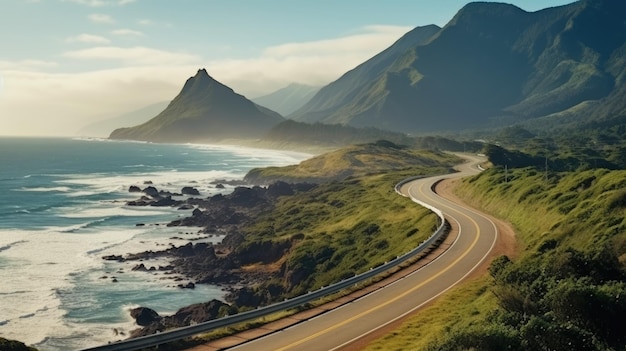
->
[105,179,316,337]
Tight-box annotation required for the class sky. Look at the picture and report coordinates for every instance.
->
[0,0,575,136]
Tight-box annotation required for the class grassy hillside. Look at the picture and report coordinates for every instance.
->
[244,140,458,184]
[227,143,460,304]
[364,162,626,350]
[242,120,484,155]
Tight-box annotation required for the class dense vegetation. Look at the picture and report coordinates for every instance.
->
[226,143,459,305]
[365,146,626,350]
[245,140,459,184]
[254,120,485,154]
[487,125,626,170]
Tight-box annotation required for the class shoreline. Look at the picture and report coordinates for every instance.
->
[0,137,313,349]
[99,147,317,337]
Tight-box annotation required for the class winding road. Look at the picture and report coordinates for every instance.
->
[193,154,498,351]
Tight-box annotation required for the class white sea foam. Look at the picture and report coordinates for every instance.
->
[0,228,111,346]
[56,169,243,195]
[0,223,224,350]
[17,186,72,192]
[57,205,172,219]
[0,139,311,350]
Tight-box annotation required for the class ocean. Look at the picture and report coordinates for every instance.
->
[0,137,309,350]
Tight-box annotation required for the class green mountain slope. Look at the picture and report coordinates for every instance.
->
[290,24,440,123]
[109,69,284,142]
[291,0,626,134]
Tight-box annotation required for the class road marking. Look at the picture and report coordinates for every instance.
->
[275,179,483,351]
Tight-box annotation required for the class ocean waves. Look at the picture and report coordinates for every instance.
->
[0,138,310,350]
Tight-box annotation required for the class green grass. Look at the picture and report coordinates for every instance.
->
[241,165,454,297]
[364,278,496,351]
[244,141,458,184]
[362,165,626,350]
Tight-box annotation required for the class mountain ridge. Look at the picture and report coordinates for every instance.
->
[252,83,319,116]
[290,0,626,134]
[109,69,284,143]
[289,24,441,123]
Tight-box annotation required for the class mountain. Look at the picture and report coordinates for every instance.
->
[290,0,626,134]
[78,101,169,137]
[109,69,285,142]
[252,83,320,116]
[290,24,440,124]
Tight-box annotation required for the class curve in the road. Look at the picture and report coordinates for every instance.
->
[206,155,499,351]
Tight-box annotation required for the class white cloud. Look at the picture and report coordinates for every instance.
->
[66,33,111,44]
[138,19,153,26]
[63,0,135,6]
[208,25,414,97]
[0,24,412,136]
[63,46,201,66]
[111,29,143,36]
[0,66,191,136]
[0,59,58,71]
[64,0,109,6]
[88,13,115,24]
[263,25,412,57]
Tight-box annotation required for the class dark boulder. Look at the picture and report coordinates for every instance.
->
[131,263,148,271]
[168,300,226,325]
[0,337,38,351]
[102,254,124,261]
[130,307,161,326]
[177,282,195,289]
[143,186,160,198]
[129,185,141,192]
[130,300,227,338]
[229,186,266,207]
[181,186,200,195]
[150,196,179,207]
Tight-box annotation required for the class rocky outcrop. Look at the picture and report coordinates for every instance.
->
[110,180,319,323]
[109,182,308,287]
[129,299,228,338]
[130,307,161,327]
[0,337,38,351]
[181,186,200,195]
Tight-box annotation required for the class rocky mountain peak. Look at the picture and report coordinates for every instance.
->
[109,68,284,142]
[179,68,233,98]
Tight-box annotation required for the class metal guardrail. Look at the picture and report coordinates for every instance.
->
[81,176,447,351]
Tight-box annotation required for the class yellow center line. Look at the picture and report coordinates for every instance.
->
[275,179,481,351]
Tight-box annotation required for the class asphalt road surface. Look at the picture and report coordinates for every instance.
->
[202,154,497,351]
